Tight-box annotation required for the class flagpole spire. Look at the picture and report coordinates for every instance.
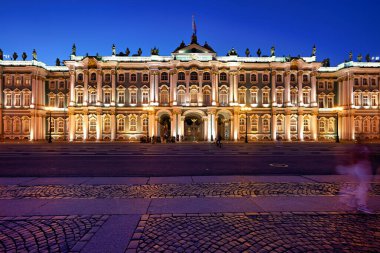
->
[191,14,198,44]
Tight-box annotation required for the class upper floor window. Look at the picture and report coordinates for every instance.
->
[327,82,333,90]
[90,73,97,81]
[58,96,64,108]
[262,91,269,104]
[103,117,111,133]
[318,82,325,90]
[59,81,65,90]
[161,72,168,81]
[291,90,298,105]
[327,97,334,108]
[304,118,310,132]
[89,91,97,104]
[160,89,169,104]
[130,74,137,82]
[190,72,198,81]
[363,79,368,86]
[118,91,125,104]
[203,72,210,81]
[220,73,227,81]
[76,90,83,104]
[6,78,11,85]
[238,90,246,104]
[23,93,30,106]
[276,75,282,83]
[25,79,31,85]
[78,73,83,82]
[303,75,308,83]
[290,118,297,132]
[15,78,21,86]
[104,74,111,83]
[303,91,310,104]
[130,91,137,104]
[143,74,149,82]
[49,96,56,107]
[177,90,185,105]
[371,79,376,86]
[203,89,211,105]
[104,91,111,104]
[142,90,149,104]
[239,117,246,133]
[49,81,56,90]
[239,74,245,82]
[276,91,283,105]
[354,78,359,86]
[263,74,269,82]
[219,89,228,105]
[290,74,296,82]
[118,74,125,82]
[14,94,21,107]
[318,97,324,108]
[251,74,257,82]
[354,94,360,106]
[262,119,270,132]
[178,72,185,81]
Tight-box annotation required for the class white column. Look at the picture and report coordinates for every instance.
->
[30,115,35,141]
[298,113,304,141]
[298,73,303,106]
[311,113,318,141]
[285,72,290,106]
[233,112,238,141]
[171,112,177,137]
[83,71,88,106]
[234,74,238,103]
[111,113,116,141]
[212,72,216,105]
[198,76,203,106]
[169,72,174,105]
[271,73,277,106]
[229,73,234,104]
[150,73,155,104]
[179,116,185,141]
[83,113,88,141]
[208,113,212,141]
[348,75,354,107]
[96,112,102,141]
[311,72,317,106]
[69,113,75,141]
[271,114,277,141]
[154,73,159,104]
[173,72,177,105]
[97,70,102,105]
[285,113,291,141]
[31,75,37,107]
[69,71,75,106]
[350,114,355,140]
[185,72,190,104]
[111,70,116,106]
[148,113,154,137]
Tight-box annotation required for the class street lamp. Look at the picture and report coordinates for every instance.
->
[334,107,343,143]
[241,106,252,143]
[143,106,154,142]
[46,107,53,143]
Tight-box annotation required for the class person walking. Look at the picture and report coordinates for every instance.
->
[216,134,222,148]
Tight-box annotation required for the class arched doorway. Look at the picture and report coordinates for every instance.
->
[184,113,203,141]
[158,114,171,142]
[217,111,232,140]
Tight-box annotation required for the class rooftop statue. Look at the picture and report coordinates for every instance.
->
[137,48,142,56]
[245,48,250,57]
[270,46,275,57]
[357,54,362,62]
[312,44,316,56]
[56,58,61,66]
[13,52,18,60]
[72,43,76,56]
[151,47,159,55]
[257,48,261,57]
[112,44,116,55]
[366,54,370,62]
[22,52,27,61]
[349,51,353,61]
[227,48,238,56]
[322,58,330,67]
[0,49,3,60]
[126,48,130,56]
[32,49,37,61]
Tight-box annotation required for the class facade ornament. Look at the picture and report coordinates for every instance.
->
[312,44,316,56]
[227,48,238,56]
[72,43,76,56]
[270,46,275,57]
[56,58,61,66]
[126,48,130,56]
[0,48,3,60]
[13,52,18,60]
[257,48,261,57]
[349,51,353,61]
[365,54,370,62]
[112,44,116,55]
[32,49,37,61]
[357,54,362,62]
[322,58,330,67]
[22,52,27,61]
[137,48,142,56]
[245,48,250,57]
[151,47,159,55]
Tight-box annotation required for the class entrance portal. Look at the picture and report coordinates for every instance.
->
[184,114,203,141]
[158,114,171,142]
[217,113,231,140]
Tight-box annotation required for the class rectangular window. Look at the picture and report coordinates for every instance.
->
[77,91,83,104]
[354,94,360,106]
[327,97,334,108]
[276,91,283,104]
[303,91,309,104]
[363,95,369,106]
[118,91,125,104]
[318,82,324,90]
[25,79,31,85]
[303,75,308,82]
[363,79,368,85]
[251,92,257,104]
[142,91,149,104]
[49,120,55,133]
[118,74,125,82]
[23,93,30,106]
[290,119,297,132]
[239,91,246,104]
[142,118,148,132]
[15,94,21,107]
[304,119,310,132]
[318,97,324,108]
[327,82,333,90]
[90,92,97,104]
[58,120,64,133]
[49,96,56,107]
[58,97,64,108]
[118,119,125,132]
[89,120,97,132]
[130,91,137,104]
[354,78,359,86]
[372,120,377,133]
[251,118,258,132]
[263,92,269,104]
[262,119,269,132]
[371,79,376,86]
[372,95,378,106]
[104,91,111,104]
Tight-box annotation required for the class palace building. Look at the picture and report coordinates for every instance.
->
[0,33,379,142]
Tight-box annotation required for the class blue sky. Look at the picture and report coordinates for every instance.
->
[2,0,380,65]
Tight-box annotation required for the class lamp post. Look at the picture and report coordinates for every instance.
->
[335,107,343,143]
[241,106,252,143]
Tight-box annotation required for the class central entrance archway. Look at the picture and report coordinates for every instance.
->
[184,113,203,141]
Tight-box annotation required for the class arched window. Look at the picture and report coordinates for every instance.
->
[303,75,308,82]
[262,118,270,132]
[161,72,168,81]
[251,74,257,82]
[251,117,258,132]
[219,89,228,105]
[190,72,198,81]
[276,118,284,132]
[76,90,83,104]
[142,118,148,132]
[263,74,269,82]
[354,119,361,133]
[178,72,185,81]
[190,89,198,103]
[239,74,245,82]
[220,73,227,81]
[117,118,125,132]
[239,117,246,133]
[103,117,111,133]
[177,90,185,105]
[290,118,297,132]
[203,72,210,81]
[76,117,83,132]
[203,89,211,106]
[319,121,325,133]
[130,74,137,82]
[89,118,97,133]
[90,73,97,81]
[304,118,311,132]
[160,88,169,104]
[13,118,21,133]
[105,74,111,82]
[129,117,137,131]
[78,73,83,82]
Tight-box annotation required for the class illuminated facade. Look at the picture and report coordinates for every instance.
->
[0,35,379,142]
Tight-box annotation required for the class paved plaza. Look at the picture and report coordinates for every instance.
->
[0,175,379,252]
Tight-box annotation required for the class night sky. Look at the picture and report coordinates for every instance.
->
[2,0,380,66]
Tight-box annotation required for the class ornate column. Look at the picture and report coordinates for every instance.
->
[111,110,116,141]
[285,112,291,141]
[96,70,102,105]
[172,71,178,105]
[207,112,212,141]
[311,112,318,141]
[111,69,116,106]
[69,71,75,106]
[179,115,185,141]
[233,109,239,141]
[83,70,88,106]
[83,111,88,141]
[285,71,291,106]
[348,74,354,107]
[271,114,277,141]
[211,71,217,105]
[31,74,37,107]
[171,111,177,137]
[198,72,203,106]
[229,72,234,105]
[234,73,238,104]
[96,110,102,141]
[298,113,304,141]
[169,71,174,105]
[271,72,277,106]
[311,72,317,107]
[185,72,190,104]
[149,72,155,105]
[154,72,159,104]
[298,72,303,107]
[203,116,208,141]
[69,111,75,141]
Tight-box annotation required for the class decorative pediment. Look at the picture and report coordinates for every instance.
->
[172,43,215,54]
